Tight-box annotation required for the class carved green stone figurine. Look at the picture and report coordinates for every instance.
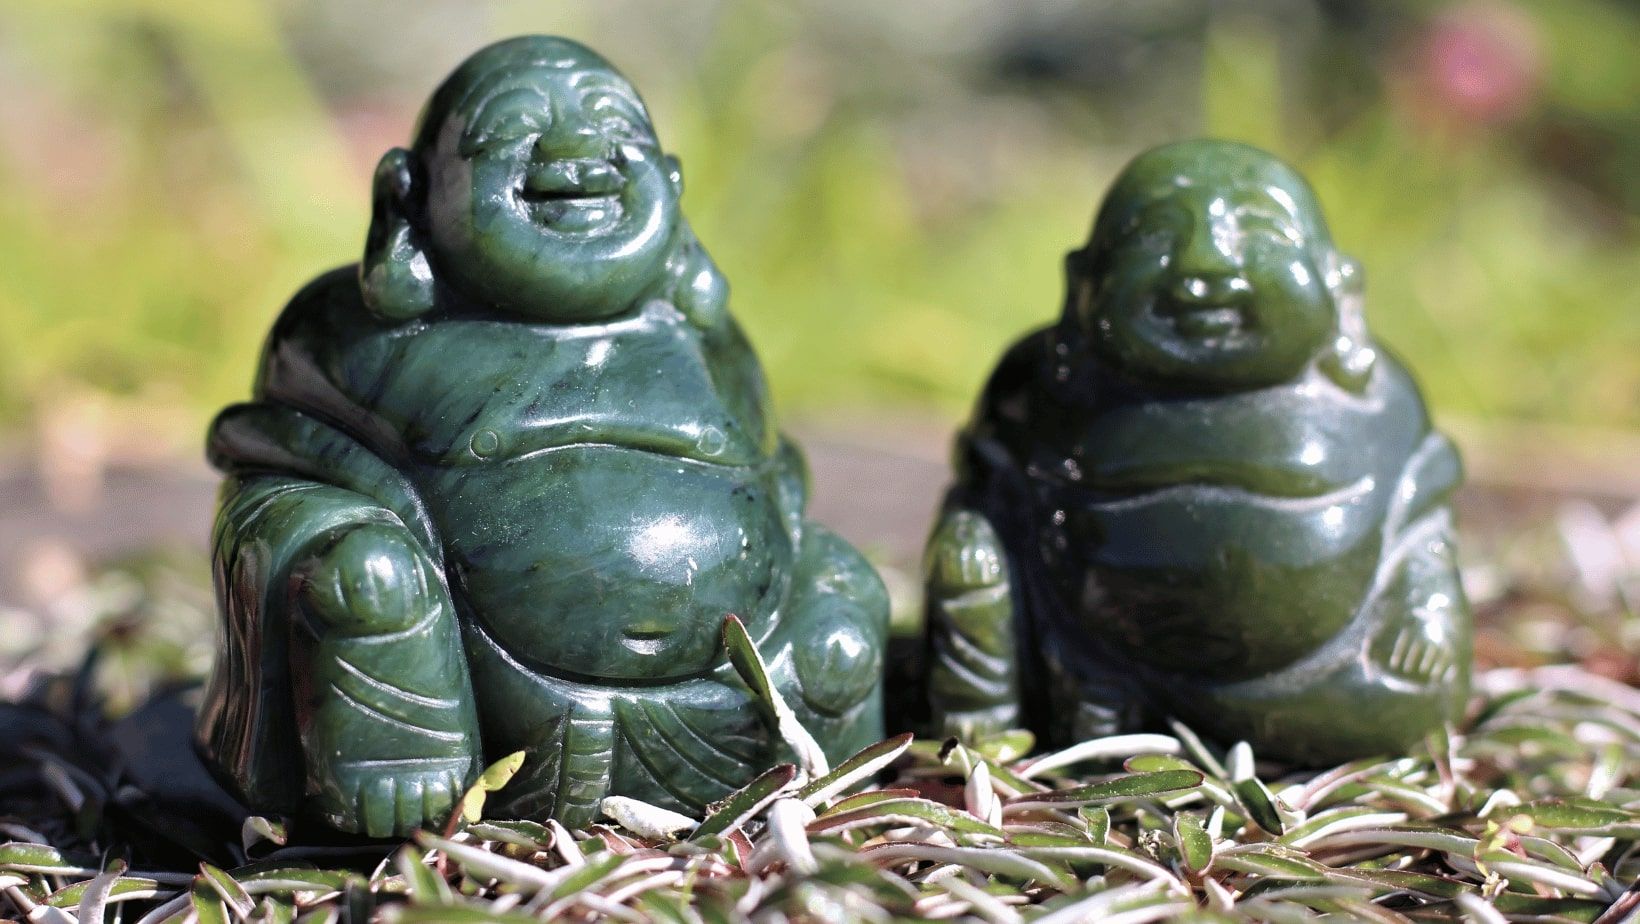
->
[196,35,888,836]
[924,140,1471,764]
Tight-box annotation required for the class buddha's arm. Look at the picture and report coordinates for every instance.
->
[923,504,1021,740]
[208,403,440,557]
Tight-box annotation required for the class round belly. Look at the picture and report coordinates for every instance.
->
[1039,478,1387,680]
[423,446,792,682]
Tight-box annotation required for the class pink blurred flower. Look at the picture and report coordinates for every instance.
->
[1417,2,1544,126]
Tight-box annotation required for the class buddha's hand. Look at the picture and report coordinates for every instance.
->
[294,523,483,837]
[924,507,1020,740]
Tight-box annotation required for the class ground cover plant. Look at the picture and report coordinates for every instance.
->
[0,529,1637,923]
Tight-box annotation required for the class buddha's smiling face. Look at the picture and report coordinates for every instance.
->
[418,39,680,320]
[1076,142,1340,390]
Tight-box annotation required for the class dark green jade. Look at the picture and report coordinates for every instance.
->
[196,36,888,836]
[924,140,1472,763]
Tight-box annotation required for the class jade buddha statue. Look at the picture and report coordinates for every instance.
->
[923,140,1471,764]
[195,36,888,836]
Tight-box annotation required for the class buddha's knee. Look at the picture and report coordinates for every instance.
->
[788,526,888,716]
[792,597,883,715]
[294,521,444,638]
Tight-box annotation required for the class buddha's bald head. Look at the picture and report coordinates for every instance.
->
[1070,140,1364,391]
[368,35,683,321]
[411,36,620,153]
[1091,141,1335,255]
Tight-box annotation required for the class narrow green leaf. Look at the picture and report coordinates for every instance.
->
[1215,849,1328,882]
[1174,812,1214,873]
[723,615,828,778]
[1006,769,1204,810]
[1009,831,1092,848]
[0,843,80,874]
[46,877,164,910]
[189,880,230,924]
[820,788,921,815]
[1080,805,1110,846]
[1020,734,1182,780]
[1233,777,1287,835]
[234,868,356,892]
[1513,798,1640,836]
[798,733,913,806]
[975,729,1035,764]
[1488,893,1608,918]
[198,864,253,918]
[544,853,626,903]
[1122,754,1201,774]
[460,750,526,824]
[464,820,554,849]
[1279,805,1406,847]
[394,847,450,905]
[1486,859,1603,897]
[861,843,1072,889]
[808,797,1006,838]
[691,763,799,840]
[1011,845,1182,887]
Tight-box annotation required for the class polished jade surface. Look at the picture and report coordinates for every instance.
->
[195,35,888,836]
[924,140,1472,763]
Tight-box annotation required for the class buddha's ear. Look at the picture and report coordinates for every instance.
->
[360,147,436,321]
[1319,251,1377,392]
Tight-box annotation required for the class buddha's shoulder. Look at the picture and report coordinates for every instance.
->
[256,266,429,415]
[974,327,1058,418]
[265,266,377,347]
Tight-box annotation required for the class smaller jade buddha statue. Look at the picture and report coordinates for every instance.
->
[195,36,888,836]
[922,140,1471,763]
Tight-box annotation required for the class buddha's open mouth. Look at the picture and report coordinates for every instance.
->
[518,187,620,204]
[517,186,624,233]
[1170,305,1246,339]
[515,158,628,232]
[1156,296,1253,343]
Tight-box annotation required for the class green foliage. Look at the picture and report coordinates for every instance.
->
[0,0,1636,440]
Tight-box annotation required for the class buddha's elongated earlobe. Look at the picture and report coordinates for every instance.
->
[664,222,729,328]
[1319,252,1377,392]
[360,148,436,321]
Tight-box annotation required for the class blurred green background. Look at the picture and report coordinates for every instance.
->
[0,0,1637,458]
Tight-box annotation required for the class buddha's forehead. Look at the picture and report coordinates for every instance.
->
[414,36,646,143]
[1093,141,1331,245]
[454,65,639,114]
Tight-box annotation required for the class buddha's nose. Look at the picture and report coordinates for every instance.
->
[536,122,607,160]
[1170,273,1251,306]
[1169,222,1249,305]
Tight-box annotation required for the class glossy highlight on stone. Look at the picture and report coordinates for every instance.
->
[922,139,1472,764]
[195,35,888,836]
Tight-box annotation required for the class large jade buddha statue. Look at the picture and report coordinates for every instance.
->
[196,36,888,836]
